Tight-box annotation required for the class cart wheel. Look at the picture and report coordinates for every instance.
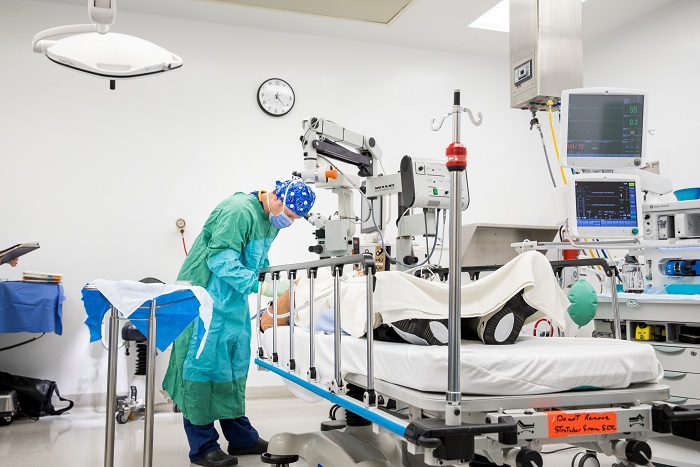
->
[572,451,600,467]
[260,452,299,465]
[0,416,13,426]
[172,403,181,413]
[116,411,130,424]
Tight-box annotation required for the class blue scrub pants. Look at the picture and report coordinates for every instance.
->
[184,416,259,462]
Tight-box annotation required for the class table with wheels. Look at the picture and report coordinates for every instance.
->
[82,281,212,467]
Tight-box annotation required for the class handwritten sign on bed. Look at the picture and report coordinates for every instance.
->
[547,411,618,438]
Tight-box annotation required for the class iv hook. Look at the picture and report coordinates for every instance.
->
[464,107,483,127]
[430,113,450,131]
[430,107,483,132]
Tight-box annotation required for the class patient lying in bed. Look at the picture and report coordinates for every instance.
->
[261,251,570,346]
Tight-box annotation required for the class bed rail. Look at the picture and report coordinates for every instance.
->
[256,254,376,402]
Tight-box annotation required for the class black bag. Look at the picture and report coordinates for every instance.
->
[0,371,74,417]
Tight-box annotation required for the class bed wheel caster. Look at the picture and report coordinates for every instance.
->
[260,452,299,466]
[116,410,130,424]
[572,450,600,467]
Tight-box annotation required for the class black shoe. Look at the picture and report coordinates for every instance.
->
[389,319,449,346]
[477,292,535,345]
[192,449,238,467]
[227,438,269,456]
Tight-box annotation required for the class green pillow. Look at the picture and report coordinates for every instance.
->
[567,279,598,327]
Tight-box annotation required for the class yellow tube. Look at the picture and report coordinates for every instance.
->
[547,100,568,185]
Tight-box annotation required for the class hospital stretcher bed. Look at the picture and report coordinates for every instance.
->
[254,255,700,467]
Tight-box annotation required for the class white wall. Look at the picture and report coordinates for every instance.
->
[1,0,697,399]
[583,0,700,190]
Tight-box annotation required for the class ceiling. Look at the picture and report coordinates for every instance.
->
[39,0,681,57]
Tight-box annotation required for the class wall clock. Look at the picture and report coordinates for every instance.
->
[257,78,295,117]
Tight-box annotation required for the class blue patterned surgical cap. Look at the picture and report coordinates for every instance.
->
[275,179,316,217]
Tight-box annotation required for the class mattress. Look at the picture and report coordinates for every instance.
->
[260,328,663,396]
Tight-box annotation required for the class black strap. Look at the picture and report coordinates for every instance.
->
[50,387,74,416]
[0,333,46,352]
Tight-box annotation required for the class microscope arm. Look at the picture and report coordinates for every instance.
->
[300,117,382,183]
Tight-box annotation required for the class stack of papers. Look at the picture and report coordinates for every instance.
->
[22,271,63,283]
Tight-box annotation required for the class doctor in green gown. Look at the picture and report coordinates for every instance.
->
[163,179,316,467]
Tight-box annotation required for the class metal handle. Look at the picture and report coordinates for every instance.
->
[655,346,685,354]
[663,371,688,379]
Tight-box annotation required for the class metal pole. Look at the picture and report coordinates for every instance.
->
[308,269,317,382]
[143,298,158,467]
[364,266,376,406]
[104,306,119,467]
[272,272,278,364]
[610,275,622,339]
[446,90,465,426]
[256,278,263,358]
[332,266,344,392]
[288,271,296,372]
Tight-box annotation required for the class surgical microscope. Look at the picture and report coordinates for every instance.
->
[296,117,468,271]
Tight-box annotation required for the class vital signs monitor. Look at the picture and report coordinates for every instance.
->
[567,173,643,239]
[560,88,648,169]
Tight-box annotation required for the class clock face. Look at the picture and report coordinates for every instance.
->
[257,78,295,117]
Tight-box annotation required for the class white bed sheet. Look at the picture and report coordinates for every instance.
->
[261,328,663,396]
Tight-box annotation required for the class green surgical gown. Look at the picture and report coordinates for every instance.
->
[163,192,278,425]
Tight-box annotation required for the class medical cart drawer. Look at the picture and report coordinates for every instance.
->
[654,345,700,373]
[661,371,700,399]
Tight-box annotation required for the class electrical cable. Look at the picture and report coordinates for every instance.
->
[423,210,430,259]
[371,204,439,269]
[181,233,188,256]
[533,318,553,337]
[437,209,447,266]
[313,154,441,268]
[541,446,578,455]
[0,333,45,352]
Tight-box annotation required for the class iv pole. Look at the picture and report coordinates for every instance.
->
[431,90,482,426]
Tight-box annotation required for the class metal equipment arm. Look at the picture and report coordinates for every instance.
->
[299,117,382,183]
[298,118,383,258]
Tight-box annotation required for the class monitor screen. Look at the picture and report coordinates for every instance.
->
[560,88,648,169]
[567,174,642,239]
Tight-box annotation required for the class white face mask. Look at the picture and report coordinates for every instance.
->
[267,191,293,229]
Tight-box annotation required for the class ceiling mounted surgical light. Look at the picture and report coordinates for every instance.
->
[31,0,182,90]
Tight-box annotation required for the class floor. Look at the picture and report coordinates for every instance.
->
[0,395,689,467]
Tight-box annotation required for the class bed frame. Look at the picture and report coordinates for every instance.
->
[254,255,700,467]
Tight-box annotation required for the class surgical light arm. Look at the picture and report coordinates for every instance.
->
[32,0,115,53]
